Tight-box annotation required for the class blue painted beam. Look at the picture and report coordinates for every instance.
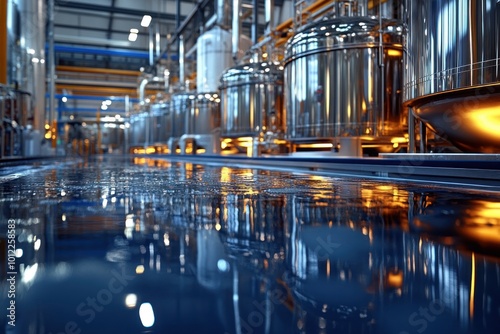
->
[49,94,140,103]
[51,45,178,61]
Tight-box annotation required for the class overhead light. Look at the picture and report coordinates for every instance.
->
[130,28,139,34]
[128,32,138,42]
[141,15,152,27]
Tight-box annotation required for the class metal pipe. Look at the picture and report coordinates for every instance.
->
[265,0,275,36]
[378,0,384,137]
[154,0,212,68]
[155,21,161,60]
[179,35,185,85]
[216,0,227,27]
[275,0,331,33]
[48,0,55,133]
[123,94,130,154]
[149,24,154,66]
[408,106,415,153]
[138,76,165,103]
[176,0,181,60]
[204,14,217,30]
[232,0,241,61]
[186,44,197,59]
[419,122,427,153]
[138,76,164,103]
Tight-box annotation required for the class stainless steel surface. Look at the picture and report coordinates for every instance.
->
[340,0,403,19]
[170,92,192,138]
[20,0,46,133]
[150,102,171,144]
[6,0,19,86]
[179,35,185,85]
[404,0,500,153]
[381,153,500,161]
[171,154,500,189]
[264,0,274,35]
[232,0,241,61]
[196,26,233,93]
[186,95,221,135]
[284,16,405,142]
[220,62,284,137]
[129,112,148,146]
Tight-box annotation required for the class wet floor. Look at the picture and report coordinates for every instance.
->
[1,155,500,334]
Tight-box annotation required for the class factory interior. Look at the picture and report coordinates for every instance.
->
[1,0,500,333]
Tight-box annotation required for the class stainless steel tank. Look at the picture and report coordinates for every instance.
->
[128,112,147,147]
[219,62,284,138]
[185,94,220,135]
[170,92,192,138]
[150,102,170,144]
[284,6,405,143]
[404,0,500,153]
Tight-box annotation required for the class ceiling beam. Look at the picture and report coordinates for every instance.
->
[55,1,185,22]
[55,24,149,37]
[106,0,116,40]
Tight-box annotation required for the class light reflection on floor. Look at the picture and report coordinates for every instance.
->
[0,156,499,334]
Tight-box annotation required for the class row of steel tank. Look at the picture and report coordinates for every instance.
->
[129,0,500,155]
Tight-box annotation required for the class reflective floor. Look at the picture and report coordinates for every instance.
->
[1,156,500,334]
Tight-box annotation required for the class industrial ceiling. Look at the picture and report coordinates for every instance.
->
[54,0,293,71]
[52,0,294,118]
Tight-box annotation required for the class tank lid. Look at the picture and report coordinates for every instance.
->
[284,16,404,63]
[220,61,284,87]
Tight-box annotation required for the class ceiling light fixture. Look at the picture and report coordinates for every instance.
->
[128,29,138,42]
[141,15,152,27]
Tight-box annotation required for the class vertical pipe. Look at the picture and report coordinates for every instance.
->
[378,0,385,138]
[48,0,55,135]
[164,68,170,93]
[419,121,427,153]
[264,0,275,60]
[149,24,154,66]
[408,106,415,153]
[179,35,185,85]
[176,0,181,59]
[155,22,161,60]
[265,0,275,36]
[124,95,129,154]
[232,0,241,61]
[216,0,227,27]
[252,0,258,44]
[0,0,7,84]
